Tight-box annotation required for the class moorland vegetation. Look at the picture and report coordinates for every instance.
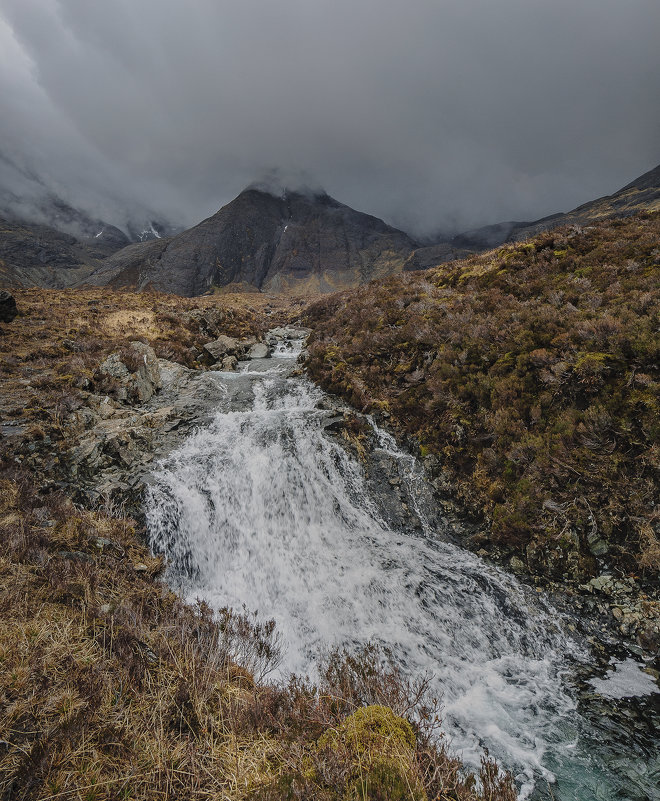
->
[305,212,660,585]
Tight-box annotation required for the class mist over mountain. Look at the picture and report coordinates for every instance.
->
[1,1,659,239]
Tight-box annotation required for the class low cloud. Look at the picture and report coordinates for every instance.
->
[0,0,658,237]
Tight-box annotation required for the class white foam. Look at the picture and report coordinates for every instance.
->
[589,658,659,700]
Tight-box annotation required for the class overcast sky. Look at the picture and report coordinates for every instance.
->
[1,0,659,238]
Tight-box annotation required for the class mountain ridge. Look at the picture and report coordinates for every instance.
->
[413,162,660,261]
[1,162,659,292]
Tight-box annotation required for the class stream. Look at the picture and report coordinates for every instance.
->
[145,334,659,800]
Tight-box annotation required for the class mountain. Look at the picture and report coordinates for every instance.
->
[0,151,179,287]
[404,163,660,269]
[452,163,660,253]
[86,188,418,296]
[3,163,659,292]
[0,217,106,289]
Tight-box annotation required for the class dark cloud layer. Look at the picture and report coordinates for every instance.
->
[1,0,659,237]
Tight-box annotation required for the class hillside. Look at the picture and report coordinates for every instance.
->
[454,163,660,250]
[0,287,517,801]
[0,217,109,288]
[0,213,171,290]
[408,162,660,264]
[85,188,418,296]
[305,211,660,590]
[0,152,177,288]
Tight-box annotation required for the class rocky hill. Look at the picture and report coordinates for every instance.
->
[2,163,659,293]
[456,162,660,248]
[0,152,177,288]
[0,217,108,288]
[85,188,418,296]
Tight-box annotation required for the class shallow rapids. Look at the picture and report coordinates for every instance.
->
[145,345,658,800]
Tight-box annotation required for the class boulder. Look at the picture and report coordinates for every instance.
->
[221,355,238,371]
[0,291,17,324]
[202,335,257,364]
[247,342,270,359]
[202,335,241,362]
[98,341,161,403]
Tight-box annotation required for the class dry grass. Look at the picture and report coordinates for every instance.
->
[0,287,303,466]
[0,471,517,801]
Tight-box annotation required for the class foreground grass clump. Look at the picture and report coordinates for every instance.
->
[304,212,660,584]
[0,472,515,800]
[316,705,425,801]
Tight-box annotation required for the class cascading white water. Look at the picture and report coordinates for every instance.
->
[145,345,658,801]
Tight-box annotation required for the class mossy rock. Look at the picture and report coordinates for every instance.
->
[318,705,426,801]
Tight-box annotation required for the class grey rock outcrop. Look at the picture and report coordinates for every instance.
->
[202,335,245,362]
[247,343,270,359]
[97,341,161,403]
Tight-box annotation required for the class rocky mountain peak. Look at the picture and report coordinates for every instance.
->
[88,186,418,296]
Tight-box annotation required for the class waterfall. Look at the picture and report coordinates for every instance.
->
[145,345,658,801]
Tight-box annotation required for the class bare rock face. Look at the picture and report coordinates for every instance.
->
[97,341,161,403]
[0,290,17,323]
[88,188,418,296]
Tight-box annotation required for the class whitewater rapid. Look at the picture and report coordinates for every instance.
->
[145,342,658,800]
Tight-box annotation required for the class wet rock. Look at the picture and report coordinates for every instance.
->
[586,575,615,595]
[0,290,17,324]
[203,335,255,363]
[221,355,238,371]
[588,536,610,556]
[247,342,270,359]
[638,620,660,652]
[266,325,310,343]
[510,556,526,574]
[203,334,241,362]
[322,415,346,433]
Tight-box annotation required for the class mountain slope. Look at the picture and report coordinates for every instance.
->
[453,163,660,251]
[0,216,109,289]
[0,151,179,287]
[305,210,660,587]
[87,188,418,296]
[406,162,660,267]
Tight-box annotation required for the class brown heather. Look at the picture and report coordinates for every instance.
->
[0,287,302,441]
[305,212,660,584]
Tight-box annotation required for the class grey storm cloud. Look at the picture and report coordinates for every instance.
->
[0,0,659,238]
